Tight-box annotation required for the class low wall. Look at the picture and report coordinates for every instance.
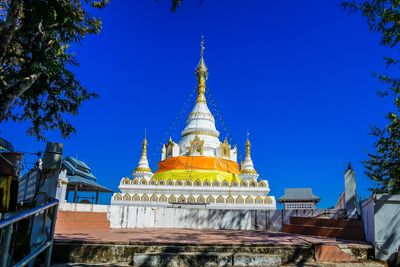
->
[56,203,111,232]
[109,205,339,231]
[59,202,110,212]
[57,203,341,232]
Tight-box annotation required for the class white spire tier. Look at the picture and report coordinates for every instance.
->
[239,135,259,180]
[179,36,221,157]
[133,134,153,179]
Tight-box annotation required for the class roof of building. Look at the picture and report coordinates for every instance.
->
[278,188,320,203]
[63,156,96,181]
[0,137,14,151]
[62,156,112,192]
[67,175,112,192]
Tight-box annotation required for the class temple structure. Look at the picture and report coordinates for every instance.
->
[112,38,276,209]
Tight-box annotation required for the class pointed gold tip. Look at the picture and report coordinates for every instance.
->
[245,134,251,158]
[141,136,148,157]
[195,36,208,103]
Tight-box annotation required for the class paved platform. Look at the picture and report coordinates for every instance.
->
[55,228,371,247]
[53,228,378,266]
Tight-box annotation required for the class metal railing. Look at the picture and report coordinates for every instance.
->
[0,198,59,267]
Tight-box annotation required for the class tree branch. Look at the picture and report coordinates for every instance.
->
[0,0,22,64]
[0,73,41,122]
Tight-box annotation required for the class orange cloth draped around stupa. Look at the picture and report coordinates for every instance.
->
[155,156,239,174]
[152,156,240,183]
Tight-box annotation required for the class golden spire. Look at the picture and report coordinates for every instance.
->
[245,131,251,158]
[141,133,148,159]
[195,35,208,104]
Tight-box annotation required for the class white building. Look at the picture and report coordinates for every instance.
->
[111,38,276,209]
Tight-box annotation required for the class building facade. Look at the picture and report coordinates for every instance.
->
[111,38,276,209]
[56,156,112,204]
[278,188,320,210]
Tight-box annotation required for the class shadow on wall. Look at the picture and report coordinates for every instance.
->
[109,205,346,232]
[373,195,400,267]
[178,209,282,231]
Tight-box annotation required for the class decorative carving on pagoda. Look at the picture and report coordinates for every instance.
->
[189,135,204,156]
[220,139,231,158]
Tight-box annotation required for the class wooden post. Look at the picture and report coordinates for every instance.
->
[95,189,99,204]
[73,184,78,203]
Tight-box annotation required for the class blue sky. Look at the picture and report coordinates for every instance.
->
[1,0,394,207]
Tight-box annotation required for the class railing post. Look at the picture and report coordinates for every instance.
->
[0,224,13,267]
[44,203,58,267]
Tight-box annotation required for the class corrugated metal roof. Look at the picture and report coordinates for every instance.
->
[278,188,320,202]
[62,156,112,192]
[62,156,96,181]
[67,175,112,192]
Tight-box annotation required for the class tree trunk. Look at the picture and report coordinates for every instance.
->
[0,92,15,122]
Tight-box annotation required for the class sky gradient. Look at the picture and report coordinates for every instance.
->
[1,0,394,207]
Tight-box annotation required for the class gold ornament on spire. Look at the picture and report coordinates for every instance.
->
[220,138,231,158]
[141,136,148,159]
[245,131,251,158]
[195,35,208,104]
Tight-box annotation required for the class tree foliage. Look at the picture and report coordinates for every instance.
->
[0,0,108,140]
[0,0,184,140]
[343,0,400,194]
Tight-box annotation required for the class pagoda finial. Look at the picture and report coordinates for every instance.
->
[245,131,251,158]
[135,131,151,173]
[141,131,148,159]
[240,131,258,176]
[200,35,205,57]
[195,35,208,104]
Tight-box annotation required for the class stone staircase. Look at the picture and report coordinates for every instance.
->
[283,216,364,241]
[55,211,110,231]
[132,252,281,267]
[52,241,375,266]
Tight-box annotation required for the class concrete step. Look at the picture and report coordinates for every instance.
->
[289,217,363,229]
[132,252,281,267]
[283,224,364,241]
[315,244,358,262]
[56,211,110,231]
[52,242,314,265]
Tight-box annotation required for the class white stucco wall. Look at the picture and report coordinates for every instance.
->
[362,194,400,261]
[108,205,340,231]
[59,202,110,212]
[109,205,258,230]
[374,195,400,261]
[58,201,344,233]
[361,196,375,244]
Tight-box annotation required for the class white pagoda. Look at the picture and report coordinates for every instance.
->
[112,38,276,209]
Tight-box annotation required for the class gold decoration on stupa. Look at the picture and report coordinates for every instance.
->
[195,35,208,104]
